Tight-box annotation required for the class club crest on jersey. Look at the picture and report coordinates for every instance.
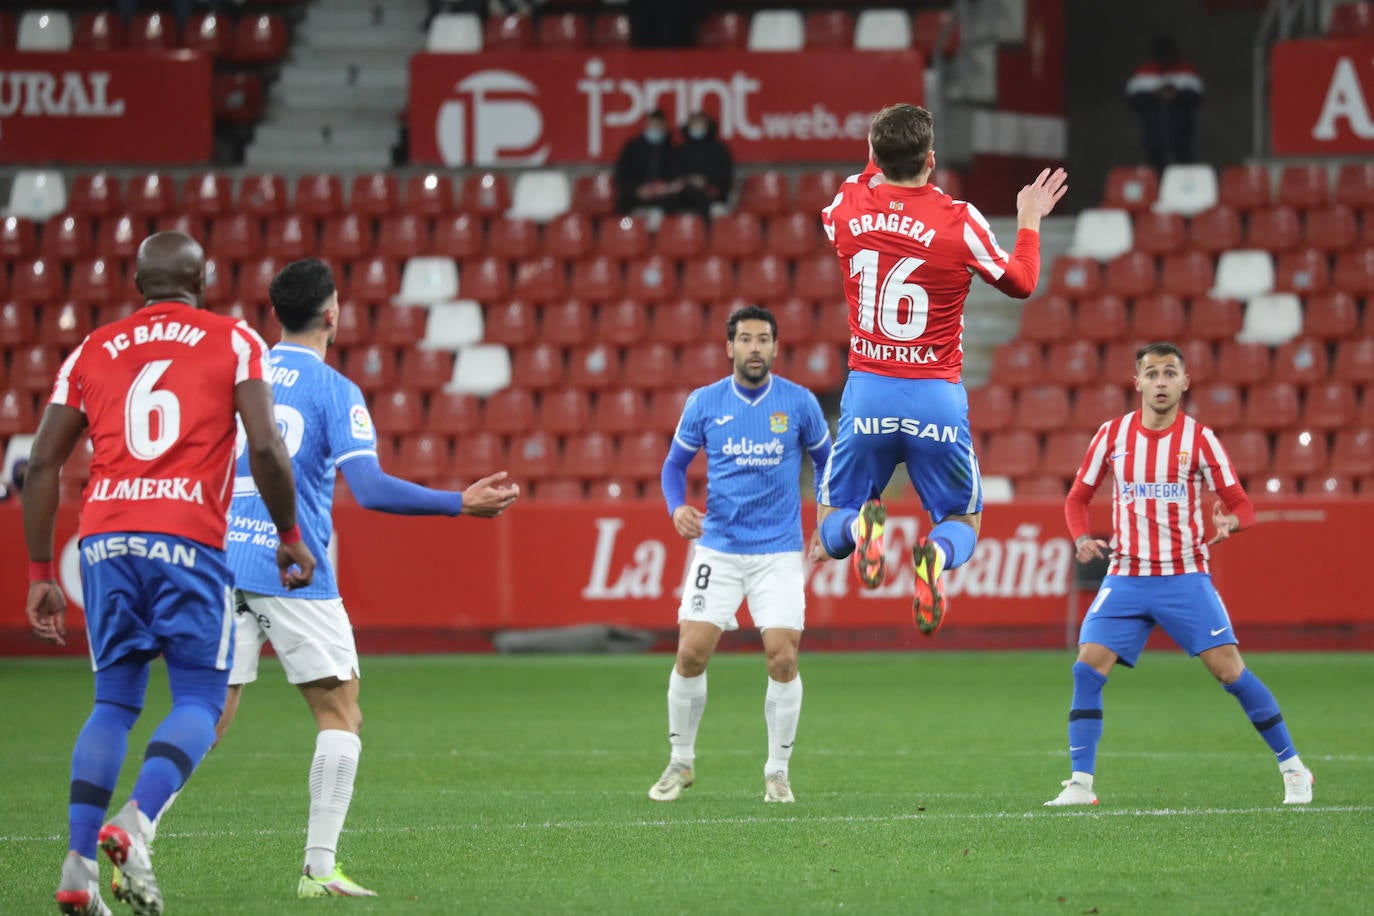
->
[349,404,374,440]
[1177,449,1191,471]
[770,412,789,433]
[889,200,904,211]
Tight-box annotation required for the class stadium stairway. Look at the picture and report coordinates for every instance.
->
[961,213,1074,387]
[245,0,426,170]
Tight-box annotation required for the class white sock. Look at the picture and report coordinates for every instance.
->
[667,670,707,765]
[304,729,361,876]
[1279,755,1307,773]
[764,675,803,775]
[1072,770,1094,791]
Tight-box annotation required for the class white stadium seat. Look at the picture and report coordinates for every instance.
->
[748,11,805,51]
[395,257,459,306]
[447,344,512,397]
[508,171,572,222]
[1154,164,1218,217]
[854,10,912,50]
[1069,209,1134,261]
[1237,292,1303,346]
[5,170,67,221]
[981,475,1015,504]
[422,301,485,349]
[17,11,73,51]
[1212,250,1275,301]
[426,13,483,52]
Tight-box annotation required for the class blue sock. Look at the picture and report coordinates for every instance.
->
[1068,662,1108,775]
[69,660,150,857]
[130,664,227,821]
[1224,669,1298,763]
[928,519,978,570]
[819,508,859,560]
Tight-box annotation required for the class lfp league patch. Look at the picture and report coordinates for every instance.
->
[350,404,374,441]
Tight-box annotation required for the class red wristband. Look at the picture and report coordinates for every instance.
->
[278,524,302,545]
[29,560,55,581]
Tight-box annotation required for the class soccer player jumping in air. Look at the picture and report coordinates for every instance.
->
[1045,342,1313,807]
[815,103,1067,634]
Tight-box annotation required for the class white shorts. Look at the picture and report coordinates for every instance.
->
[229,590,360,686]
[676,546,806,632]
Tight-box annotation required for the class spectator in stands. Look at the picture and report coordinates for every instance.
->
[1126,36,1205,175]
[614,109,681,215]
[628,0,705,48]
[674,112,734,218]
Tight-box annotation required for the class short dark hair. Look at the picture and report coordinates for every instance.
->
[270,259,336,333]
[727,304,777,341]
[869,104,934,182]
[1135,341,1185,367]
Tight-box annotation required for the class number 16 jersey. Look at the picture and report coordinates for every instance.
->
[49,300,271,548]
[821,160,1041,382]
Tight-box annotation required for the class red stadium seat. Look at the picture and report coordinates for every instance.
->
[1245,205,1302,252]
[913,9,959,56]
[1160,250,1215,298]
[1225,429,1273,478]
[698,12,747,49]
[351,173,400,219]
[451,431,507,481]
[12,346,63,393]
[507,431,560,481]
[295,174,344,219]
[405,173,456,218]
[982,430,1042,479]
[1303,205,1357,252]
[1304,473,1357,497]
[1045,340,1100,387]
[1186,383,1243,431]
[0,302,35,349]
[1329,2,1374,37]
[1218,164,1272,212]
[541,299,593,347]
[345,344,398,393]
[624,342,678,390]
[793,255,844,304]
[678,340,726,388]
[232,14,288,64]
[1102,166,1158,213]
[767,211,821,258]
[1242,381,1301,430]
[319,214,369,263]
[1186,295,1242,341]
[1272,338,1330,385]
[0,216,37,263]
[511,255,566,303]
[655,214,707,259]
[638,298,697,346]
[1273,246,1331,294]
[429,214,481,261]
[69,173,122,219]
[1042,430,1093,477]
[771,297,818,343]
[128,13,178,50]
[236,174,287,220]
[458,256,510,302]
[1251,474,1300,501]
[212,72,265,126]
[1333,337,1374,384]
[512,342,565,390]
[571,172,616,218]
[737,254,790,301]
[11,258,61,307]
[1272,429,1329,476]
[709,212,762,258]
[568,342,622,389]
[1132,211,1186,256]
[481,388,537,436]
[1071,383,1130,430]
[236,255,281,308]
[617,431,667,482]
[1179,339,1216,385]
[1186,205,1243,255]
[460,173,511,219]
[371,389,423,436]
[200,255,231,307]
[73,12,126,50]
[1125,293,1185,342]
[1016,386,1072,433]
[0,389,37,437]
[540,388,594,436]
[536,478,586,501]
[185,13,233,58]
[207,213,261,263]
[600,216,651,261]
[484,14,532,50]
[1049,256,1101,298]
[589,389,644,435]
[591,12,630,48]
[264,215,314,263]
[795,169,845,215]
[37,301,93,347]
[562,432,617,479]
[805,10,853,48]
[646,387,691,432]
[487,217,540,261]
[1304,380,1358,430]
[1103,250,1157,298]
[545,213,594,261]
[623,255,678,305]
[782,342,844,392]
[680,256,734,300]
[125,173,178,221]
[738,171,791,218]
[1330,428,1374,475]
[989,340,1043,389]
[40,214,92,263]
[1304,292,1358,341]
[967,384,1014,434]
[536,12,585,48]
[1333,246,1374,296]
[483,300,537,347]
[375,305,426,348]
[393,433,450,484]
[428,392,481,436]
[1276,164,1330,211]
[594,297,649,346]
[1334,163,1374,208]
[1212,340,1272,386]
[349,256,399,307]
[1075,294,1130,343]
[568,255,622,302]
[332,300,370,348]
[68,258,120,305]
[1017,295,1073,344]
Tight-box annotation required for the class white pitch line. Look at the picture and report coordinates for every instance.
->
[4,805,1370,844]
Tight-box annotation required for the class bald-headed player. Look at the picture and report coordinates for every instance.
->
[25,231,314,916]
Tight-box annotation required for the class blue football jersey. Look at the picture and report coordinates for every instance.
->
[226,343,377,599]
[673,374,830,554]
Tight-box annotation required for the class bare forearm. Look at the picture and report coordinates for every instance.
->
[22,464,62,562]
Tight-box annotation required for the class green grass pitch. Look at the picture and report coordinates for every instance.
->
[2,651,1371,914]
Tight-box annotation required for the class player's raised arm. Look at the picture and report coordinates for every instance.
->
[235,376,315,588]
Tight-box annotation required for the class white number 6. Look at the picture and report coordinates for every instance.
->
[124,359,181,461]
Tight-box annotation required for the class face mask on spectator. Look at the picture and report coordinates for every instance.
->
[644,126,667,143]
[687,125,708,141]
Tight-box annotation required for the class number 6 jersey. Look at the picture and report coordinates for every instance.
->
[49,300,271,548]
[821,160,1042,382]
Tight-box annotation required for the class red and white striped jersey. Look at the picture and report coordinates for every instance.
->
[49,300,271,548]
[821,159,1040,381]
[1070,410,1243,576]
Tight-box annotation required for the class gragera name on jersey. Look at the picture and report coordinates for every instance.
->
[82,535,199,569]
[851,417,959,442]
[1120,481,1189,504]
[721,436,785,466]
[850,338,940,365]
[581,517,1072,600]
[87,476,205,504]
[99,321,208,359]
[846,212,937,246]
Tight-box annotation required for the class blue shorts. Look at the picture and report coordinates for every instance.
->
[819,371,983,520]
[79,532,236,672]
[1078,573,1238,667]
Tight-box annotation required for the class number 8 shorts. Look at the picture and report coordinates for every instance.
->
[229,590,361,686]
[676,545,806,632]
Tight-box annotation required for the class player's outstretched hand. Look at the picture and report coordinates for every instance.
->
[462,471,521,518]
[277,541,317,590]
[26,580,67,646]
[1074,535,1110,563]
[1016,167,1069,223]
[672,504,705,540]
[1207,501,1238,546]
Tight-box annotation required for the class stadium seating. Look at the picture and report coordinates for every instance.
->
[1069,209,1133,261]
[1218,164,1271,212]
[591,12,630,48]
[1241,382,1301,431]
[1329,2,1374,38]
[543,388,595,435]
[448,344,512,397]
[1187,206,1243,255]
[1236,293,1302,346]
[510,172,572,222]
[1245,205,1302,252]
[805,10,854,48]
[748,10,805,50]
[427,12,482,52]
[18,10,72,50]
[1155,164,1218,216]
[1212,250,1275,300]
[6,171,67,221]
[854,9,911,49]
[698,12,747,49]
[1276,164,1330,211]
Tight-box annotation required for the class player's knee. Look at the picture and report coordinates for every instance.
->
[766,655,798,681]
[676,652,709,678]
